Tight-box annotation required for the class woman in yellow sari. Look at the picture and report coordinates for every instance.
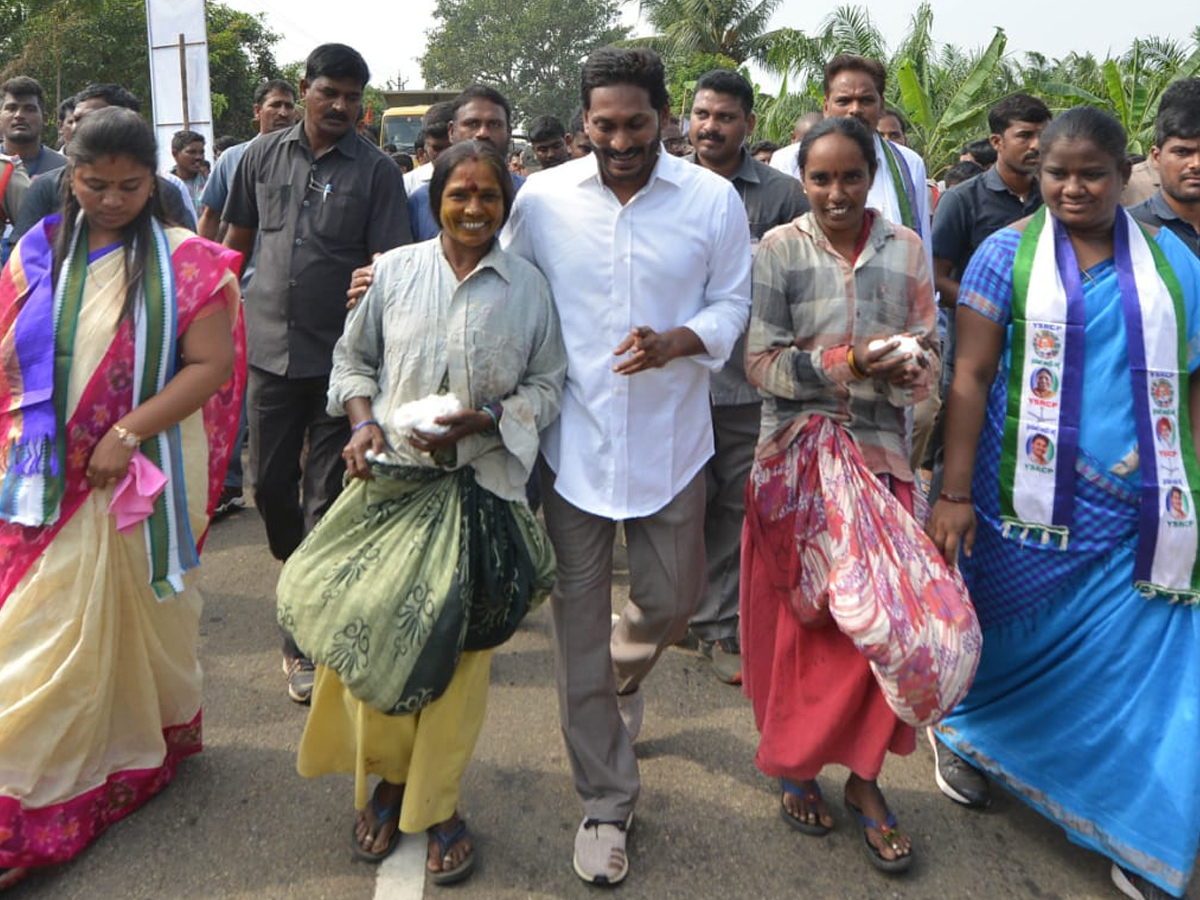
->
[0,108,244,891]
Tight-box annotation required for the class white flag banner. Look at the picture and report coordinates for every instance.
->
[145,0,213,173]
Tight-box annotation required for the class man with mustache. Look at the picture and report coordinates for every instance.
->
[222,44,411,705]
[926,91,1051,809]
[0,76,62,261]
[1130,79,1200,260]
[685,68,808,685]
[408,85,519,240]
[0,76,65,181]
[821,56,931,266]
[503,47,751,885]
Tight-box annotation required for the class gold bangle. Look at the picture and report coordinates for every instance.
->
[847,347,868,380]
[112,424,141,448]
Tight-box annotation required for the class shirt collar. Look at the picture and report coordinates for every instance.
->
[984,164,1038,198]
[284,121,361,158]
[684,147,760,186]
[573,144,687,192]
[450,238,513,284]
[1149,190,1183,223]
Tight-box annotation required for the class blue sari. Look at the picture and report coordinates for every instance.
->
[939,225,1200,896]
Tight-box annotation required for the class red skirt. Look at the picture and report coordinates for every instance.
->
[741,481,916,782]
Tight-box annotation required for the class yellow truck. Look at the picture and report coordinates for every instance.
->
[380,89,459,151]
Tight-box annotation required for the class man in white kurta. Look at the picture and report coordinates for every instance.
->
[502,47,751,886]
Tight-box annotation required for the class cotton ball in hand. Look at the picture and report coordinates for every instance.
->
[391,393,463,436]
[868,334,923,362]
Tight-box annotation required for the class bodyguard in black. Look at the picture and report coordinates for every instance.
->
[223,43,411,704]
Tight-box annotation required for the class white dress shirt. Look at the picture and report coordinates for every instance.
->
[502,149,752,519]
[403,160,433,196]
[769,141,801,179]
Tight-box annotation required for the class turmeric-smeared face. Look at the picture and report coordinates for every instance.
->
[439,159,503,251]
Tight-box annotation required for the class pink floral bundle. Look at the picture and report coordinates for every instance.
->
[747,415,982,726]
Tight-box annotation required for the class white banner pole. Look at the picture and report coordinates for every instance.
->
[145,0,213,172]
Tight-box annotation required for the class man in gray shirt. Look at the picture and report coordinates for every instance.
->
[223,43,411,704]
[686,69,808,684]
[1130,79,1200,259]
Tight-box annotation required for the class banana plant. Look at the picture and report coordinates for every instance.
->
[893,26,1007,178]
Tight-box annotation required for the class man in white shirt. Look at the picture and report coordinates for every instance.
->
[820,55,933,267]
[503,47,751,887]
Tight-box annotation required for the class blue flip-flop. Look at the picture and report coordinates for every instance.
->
[845,799,913,874]
[352,783,403,863]
[428,815,476,886]
[780,779,833,836]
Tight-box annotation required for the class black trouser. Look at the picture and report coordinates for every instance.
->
[247,366,349,658]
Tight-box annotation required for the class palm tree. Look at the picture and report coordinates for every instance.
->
[631,0,786,66]
[1037,35,1200,153]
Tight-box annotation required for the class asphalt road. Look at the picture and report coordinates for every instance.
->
[10,500,1199,900]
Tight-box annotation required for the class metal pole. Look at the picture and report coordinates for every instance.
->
[178,33,190,130]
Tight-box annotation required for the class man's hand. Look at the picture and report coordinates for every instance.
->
[612,326,702,375]
[345,254,381,310]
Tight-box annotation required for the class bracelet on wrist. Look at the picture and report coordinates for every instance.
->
[351,419,380,434]
[847,347,868,380]
[481,403,501,434]
[112,423,141,449]
[939,491,973,505]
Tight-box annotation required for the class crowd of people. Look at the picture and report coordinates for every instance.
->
[0,38,1199,900]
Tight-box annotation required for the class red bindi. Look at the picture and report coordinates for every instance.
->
[462,180,478,192]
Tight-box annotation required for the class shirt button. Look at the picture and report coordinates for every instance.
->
[294,238,303,247]
[288,279,297,287]
[302,199,310,208]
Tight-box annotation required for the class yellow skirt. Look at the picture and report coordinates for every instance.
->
[297,649,493,833]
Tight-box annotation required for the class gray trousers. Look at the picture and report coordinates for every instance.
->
[690,402,760,643]
[539,458,706,821]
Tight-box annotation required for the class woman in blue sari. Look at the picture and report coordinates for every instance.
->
[929,107,1200,900]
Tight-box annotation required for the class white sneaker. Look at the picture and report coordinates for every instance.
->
[573,816,631,885]
[1111,863,1182,900]
[617,688,644,742]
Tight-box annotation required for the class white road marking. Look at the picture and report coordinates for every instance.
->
[373,833,426,900]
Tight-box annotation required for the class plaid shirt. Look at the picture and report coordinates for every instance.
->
[746,210,938,479]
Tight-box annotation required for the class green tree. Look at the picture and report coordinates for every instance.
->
[205,3,284,140]
[664,50,739,119]
[420,0,629,125]
[632,0,784,66]
[1035,34,1200,154]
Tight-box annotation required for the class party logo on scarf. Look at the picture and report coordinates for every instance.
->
[1032,329,1061,360]
[1151,377,1175,410]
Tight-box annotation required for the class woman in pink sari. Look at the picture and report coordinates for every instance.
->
[0,108,245,891]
